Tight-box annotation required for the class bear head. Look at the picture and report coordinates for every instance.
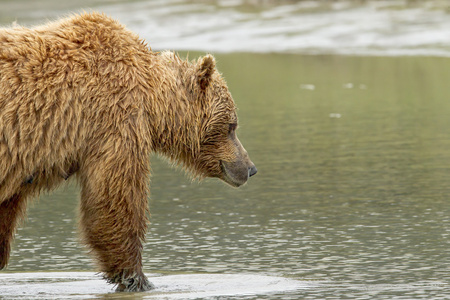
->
[192,55,257,187]
[159,52,257,187]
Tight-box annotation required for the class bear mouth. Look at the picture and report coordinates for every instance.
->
[222,175,245,188]
[219,161,248,188]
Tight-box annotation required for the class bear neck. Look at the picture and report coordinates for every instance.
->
[145,56,201,167]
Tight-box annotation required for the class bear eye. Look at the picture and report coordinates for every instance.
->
[228,123,237,134]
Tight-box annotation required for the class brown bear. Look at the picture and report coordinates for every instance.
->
[0,12,256,292]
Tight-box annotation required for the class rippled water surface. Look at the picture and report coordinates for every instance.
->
[1,1,450,299]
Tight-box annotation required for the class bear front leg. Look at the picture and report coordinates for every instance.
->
[0,193,28,269]
[79,152,154,292]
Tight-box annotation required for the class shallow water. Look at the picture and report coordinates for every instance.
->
[0,272,307,299]
[1,1,450,299]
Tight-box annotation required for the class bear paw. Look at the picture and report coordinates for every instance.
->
[114,273,155,292]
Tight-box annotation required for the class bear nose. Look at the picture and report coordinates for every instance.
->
[248,165,257,177]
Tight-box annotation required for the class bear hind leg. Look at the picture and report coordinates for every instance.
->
[0,193,28,269]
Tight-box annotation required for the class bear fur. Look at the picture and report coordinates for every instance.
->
[0,12,256,292]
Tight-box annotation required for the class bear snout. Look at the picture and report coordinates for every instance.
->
[221,159,256,188]
[218,134,257,187]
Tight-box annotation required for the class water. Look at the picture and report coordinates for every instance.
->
[0,272,307,299]
[1,1,450,299]
[1,0,450,56]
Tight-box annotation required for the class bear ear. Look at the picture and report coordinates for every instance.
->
[197,54,216,91]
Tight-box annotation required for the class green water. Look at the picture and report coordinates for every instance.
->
[3,53,449,298]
